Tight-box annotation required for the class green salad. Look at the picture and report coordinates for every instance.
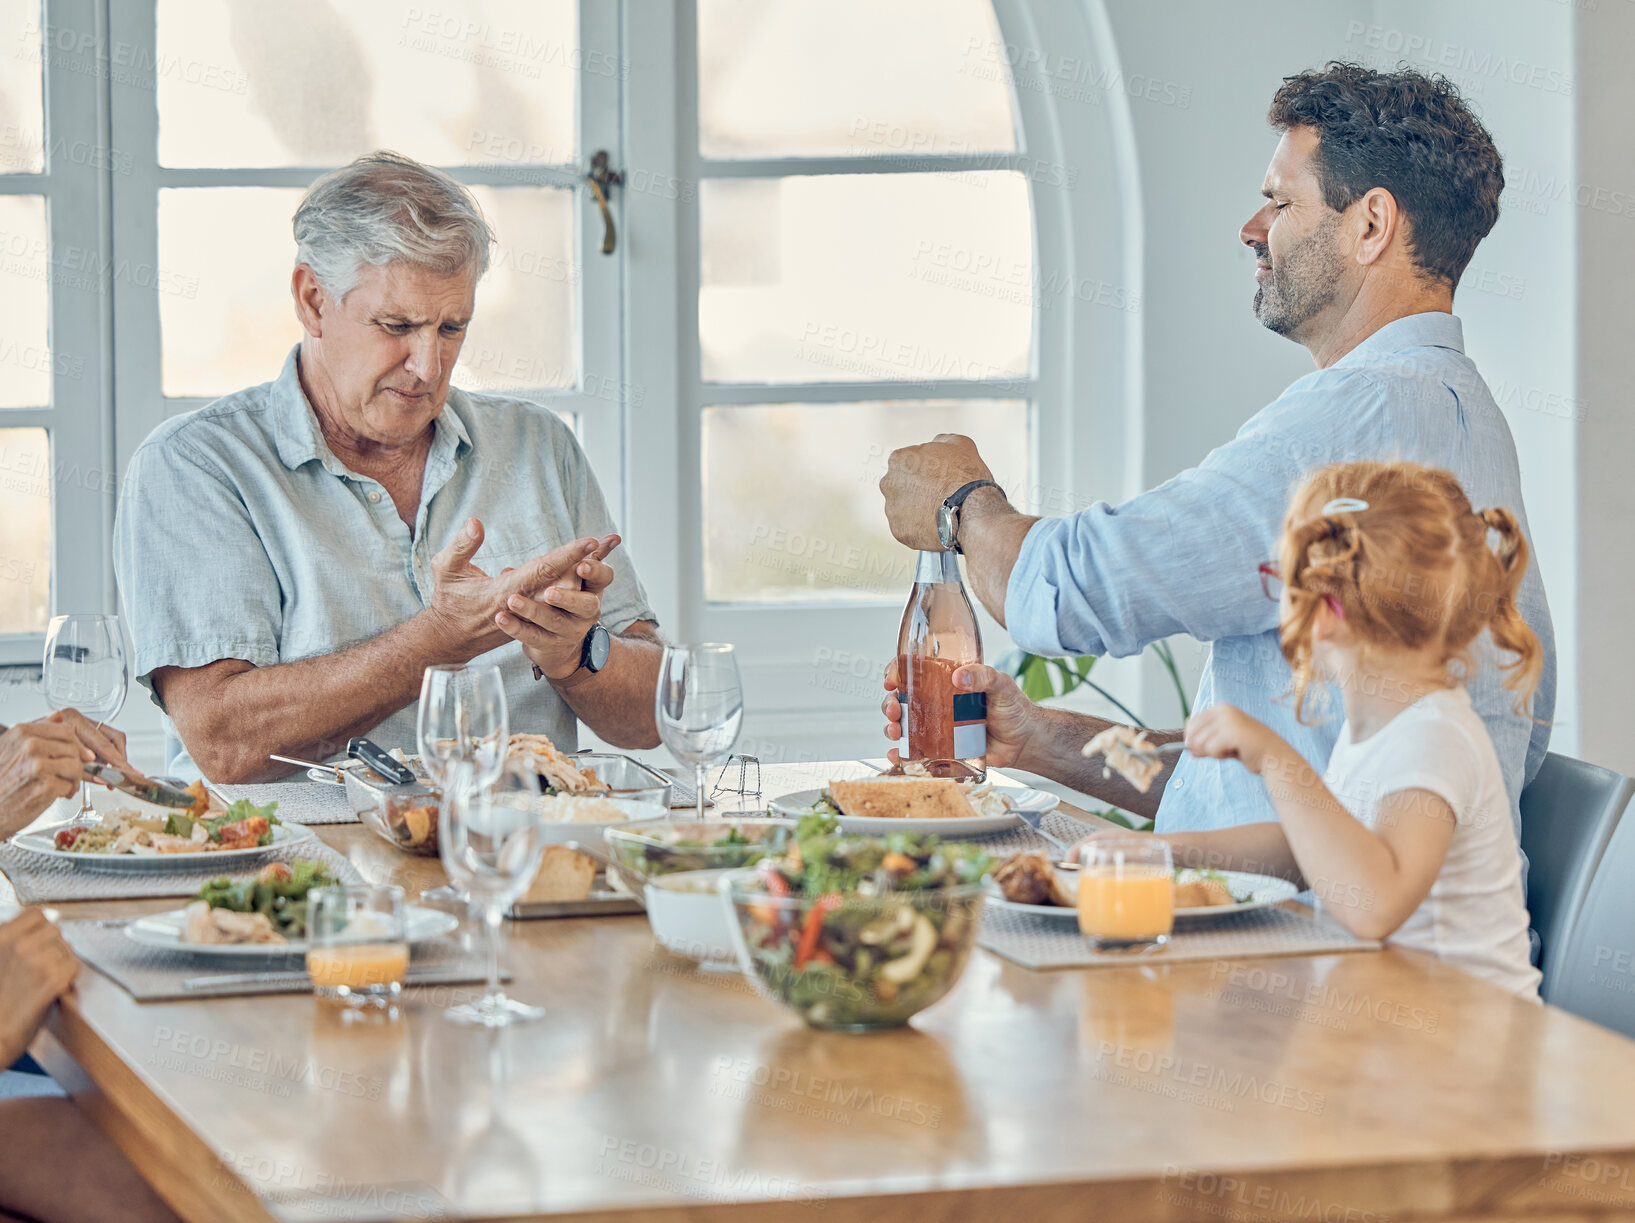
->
[730,816,992,1029]
[192,859,338,939]
[165,799,282,846]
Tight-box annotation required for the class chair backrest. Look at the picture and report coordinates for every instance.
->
[1541,805,1635,1038]
[1519,752,1635,1009]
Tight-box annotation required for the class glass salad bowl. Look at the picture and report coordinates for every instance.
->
[720,868,987,1032]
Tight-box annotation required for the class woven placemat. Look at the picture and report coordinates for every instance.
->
[945,809,1101,856]
[211,781,359,825]
[61,920,505,1001]
[978,902,1379,970]
[0,836,361,904]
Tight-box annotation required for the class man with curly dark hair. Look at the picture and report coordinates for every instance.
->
[1253,62,1504,345]
[879,64,1556,854]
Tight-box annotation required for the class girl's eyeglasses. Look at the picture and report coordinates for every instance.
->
[1258,562,1282,601]
[1259,561,1345,619]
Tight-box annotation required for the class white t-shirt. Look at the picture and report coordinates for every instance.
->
[1321,686,1541,998]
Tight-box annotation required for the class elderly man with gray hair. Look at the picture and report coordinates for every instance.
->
[114,151,662,781]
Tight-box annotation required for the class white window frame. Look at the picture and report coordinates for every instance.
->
[104,0,631,512]
[0,0,114,666]
[623,0,1140,757]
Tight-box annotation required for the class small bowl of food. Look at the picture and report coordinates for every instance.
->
[364,792,441,857]
[644,868,741,969]
[603,819,799,896]
[721,831,991,1031]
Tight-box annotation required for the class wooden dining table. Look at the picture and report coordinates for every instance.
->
[12,770,1635,1222]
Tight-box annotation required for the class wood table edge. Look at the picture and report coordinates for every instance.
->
[35,995,277,1223]
[435,1145,1635,1223]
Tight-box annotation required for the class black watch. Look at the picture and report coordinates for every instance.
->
[936,480,1005,553]
[532,623,612,681]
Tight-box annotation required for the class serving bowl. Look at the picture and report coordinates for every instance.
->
[563,752,672,807]
[604,819,799,897]
[720,870,986,1031]
[643,869,741,969]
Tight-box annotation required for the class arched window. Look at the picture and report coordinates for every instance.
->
[624,0,1138,759]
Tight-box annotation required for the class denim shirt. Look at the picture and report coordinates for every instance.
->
[1004,313,1555,837]
[113,346,656,779]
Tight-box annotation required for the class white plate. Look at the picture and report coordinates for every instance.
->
[10,821,311,872]
[984,870,1301,921]
[125,904,459,958]
[768,786,1058,838]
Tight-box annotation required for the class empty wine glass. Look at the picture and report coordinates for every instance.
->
[439,759,546,1027]
[42,614,128,815]
[655,644,743,821]
[418,665,508,790]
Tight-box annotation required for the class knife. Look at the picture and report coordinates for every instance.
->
[81,763,198,809]
[348,737,416,786]
[182,967,485,990]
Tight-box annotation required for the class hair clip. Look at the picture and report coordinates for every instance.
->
[1321,497,1370,515]
[1324,594,1346,620]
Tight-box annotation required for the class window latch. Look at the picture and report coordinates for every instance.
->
[587,150,623,255]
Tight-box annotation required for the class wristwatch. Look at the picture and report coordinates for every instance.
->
[532,623,612,682]
[936,480,1006,553]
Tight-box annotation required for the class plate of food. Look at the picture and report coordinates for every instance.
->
[125,861,459,957]
[768,777,1058,837]
[987,853,1300,920]
[11,798,308,872]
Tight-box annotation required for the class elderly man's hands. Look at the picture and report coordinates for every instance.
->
[879,433,996,551]
[0,720,90,838]
[0,909,79,1067]
[427,518,618,669]
[494,538,619,681]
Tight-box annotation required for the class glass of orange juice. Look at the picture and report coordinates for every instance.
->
[1077,838,1174,953]
[306,885,410,1009]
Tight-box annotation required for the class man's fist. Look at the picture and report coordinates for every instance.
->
[879,434,996,551]
[883,659,1033,771]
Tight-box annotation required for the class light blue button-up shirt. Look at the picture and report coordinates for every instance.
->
[1005,313,1555,837]
[114,347,656,780]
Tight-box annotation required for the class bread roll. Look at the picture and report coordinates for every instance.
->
[522,844,600,904]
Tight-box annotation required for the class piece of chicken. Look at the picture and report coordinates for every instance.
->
[1081,725,1163,793]
[182,901,285,945]
[994,853,1075,907]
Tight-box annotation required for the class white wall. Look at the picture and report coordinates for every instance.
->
[1574,0,1635,777]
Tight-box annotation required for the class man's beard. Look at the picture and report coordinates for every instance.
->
[1252,217,1344,338]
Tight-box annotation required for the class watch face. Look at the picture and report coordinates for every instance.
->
[585,624,612,673]
[937,502,957,551]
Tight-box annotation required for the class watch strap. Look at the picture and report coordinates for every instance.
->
[530,624,607,683]
[943,480,1005,553]
[944,479,1003,511]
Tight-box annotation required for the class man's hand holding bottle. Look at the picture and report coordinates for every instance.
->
[882,660,1036,772]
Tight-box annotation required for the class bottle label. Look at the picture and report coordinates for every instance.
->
[952,691,987,759]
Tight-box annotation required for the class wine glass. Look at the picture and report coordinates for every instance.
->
[654,644,743,822]
[439,759,547,1026]
[417,665,509,790]
[42,614,128,815]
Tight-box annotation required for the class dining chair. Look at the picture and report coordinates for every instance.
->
[1519,752,1635,1026]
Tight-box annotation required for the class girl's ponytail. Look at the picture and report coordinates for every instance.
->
[1477,507,1544,715]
